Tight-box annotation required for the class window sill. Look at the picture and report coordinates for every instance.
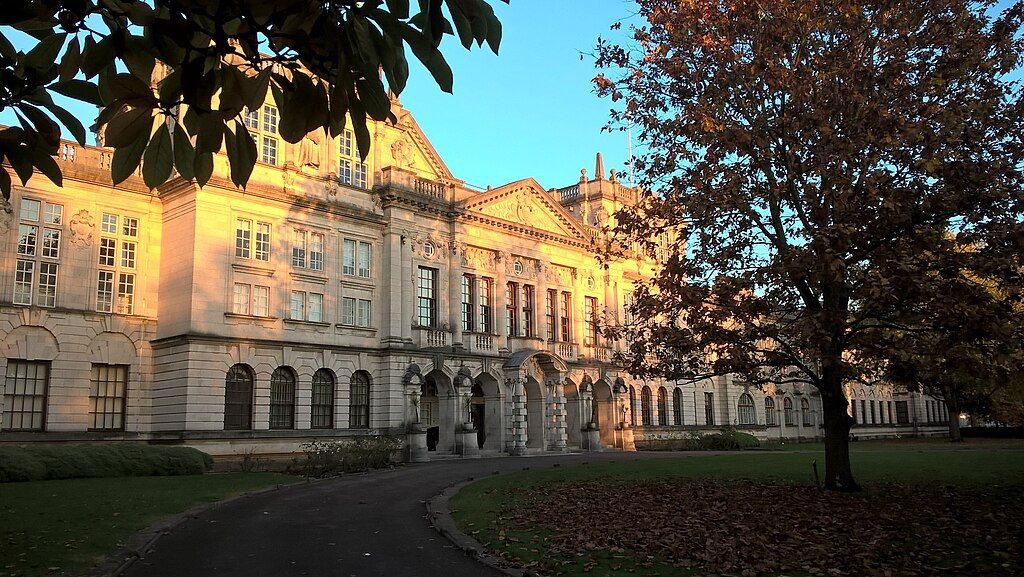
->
[289,270,328,284]
[232,262,275,276]
[224,313,278,322]
[335,324,377,334]
[283,318,331,328]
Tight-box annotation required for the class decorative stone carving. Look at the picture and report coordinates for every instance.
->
[0,198,12,234]
[462,246,496,272]
[410,230,446,261]
[298,129,323,171]
[69,210,95,247]
[391,137,415,168]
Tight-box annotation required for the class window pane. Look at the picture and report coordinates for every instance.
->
[43,202,63,225]
[19,199,40,221]
[311,369,335,429]
[338,159,352,184]
[3,360,48,431]
[235,219,251,258]
[89,364,127,430]
[101,213,118,234]
[343,239,356,275]
[17,224,37,256]
[96,270,114,312]
[122,217,138,237]
[349,372,370,428]
[37,263,57,307]
[224,365,253,430]
[357,242,371,277]
[121,241,136,268]
[253,285,270,316]
[292,229,306,267]
[41,228,60,259]
[269,367,295,429]
[357,299,371,327]
[309,233,324,271]
[308,293,323,323]
[290,291,305,320]
[233,283,251,315]
[14,260,34,305]
[117,273,135,314]
[342,297,356,326]
[262,105,278,133]
[255,223,271,261]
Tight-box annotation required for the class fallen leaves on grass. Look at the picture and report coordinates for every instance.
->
[491,480,1024,576]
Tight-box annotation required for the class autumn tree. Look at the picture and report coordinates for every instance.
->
[0,0,506,195]
[596,0,1024,490]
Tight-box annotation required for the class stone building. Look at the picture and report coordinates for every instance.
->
[0,96,946,456]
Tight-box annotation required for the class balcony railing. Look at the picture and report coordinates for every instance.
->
[559,185,580,202]
[379,166,452,201]
[547,341,579,362]
[413,327,450,348]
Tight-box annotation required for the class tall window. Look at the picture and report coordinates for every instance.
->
[545,289,557,341]
[224,364,254,430]
[641,386,653,426]
[89,364,127,431]
[622,291,634,325]
[233,283,270,316]
[291,229,307,267]
[765,396,777,425]
[869,399,877,424]
[342,239,372,277]
[560,292,572,342]
[895,400,909,424]
[704,392,715,425]
[349,371,371,428]
[311,369,335,429]
[478,278,493,333]
[269,367,296,429]
[97,211,138,314]
[341,297,372,327]
[15,198,62,307]
[801,397,812,426]
[784,397,795,426]
[244,104,280,164]
[737,393,756,425]
[290,291,324,322]
[461,275,475,331]
[338,129,369,188]
[2,360,48,431]
[506,282,519,337]
[860,400,867,424]
[417,267,437,327]
[657,387,667,426]
[523,285,535,337]
[584,296,599,346]
[672,388,683,425]
[234,218,270,261]
[629,385,637,425]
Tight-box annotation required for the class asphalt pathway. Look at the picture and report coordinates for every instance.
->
[123,451,695,577]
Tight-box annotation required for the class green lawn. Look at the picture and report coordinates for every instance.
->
[0,473,296,577]
[452,440,1024,577]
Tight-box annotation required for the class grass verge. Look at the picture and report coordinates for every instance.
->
[0,472,296,577]
[452,442,1024,576]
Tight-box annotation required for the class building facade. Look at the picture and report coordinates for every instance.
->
[0,97,946,455]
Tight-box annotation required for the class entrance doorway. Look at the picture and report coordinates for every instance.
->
[470,383,485,448]
[422,379,439,451]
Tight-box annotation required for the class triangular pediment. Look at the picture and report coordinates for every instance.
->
[379,108,456,182]
[462,179,590,240]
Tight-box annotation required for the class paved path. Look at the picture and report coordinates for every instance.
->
[124,451,694,577]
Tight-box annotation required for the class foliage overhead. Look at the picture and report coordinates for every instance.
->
[0,0,507,196]
[596,0,1024,489]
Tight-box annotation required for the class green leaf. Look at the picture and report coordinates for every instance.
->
[172,123,195,181]
[448,3,475,49]
[357,76,391,121]
[194,113,225,154]
[31,146,62,187]
[82,35,115,78]
[122,36,156,82]
[4,144,34,185]
[193,151,214,187]
[104,106,155,149]
[111,131,148,185]
[24,33,65,71]
[0,165,11,200]
[143,122,173,189]
[403,25,454,93]
[106,73,154,103]
[58,36,80,83]
[385,0,410,19]
[48,79,102,106]
[41,100,87,145]
[226,122,257,188]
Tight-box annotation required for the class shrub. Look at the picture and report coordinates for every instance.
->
[636,428,761,451]
[293,436,402,478]
[0,443,213,483]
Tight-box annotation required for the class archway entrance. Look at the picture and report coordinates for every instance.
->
[564,379,582,448]
[524,376,545,449]
[503,349,569,454]
[470,383,485,449]
[593,379,616,447]
[423,370,455,453]
[475,373,504,451]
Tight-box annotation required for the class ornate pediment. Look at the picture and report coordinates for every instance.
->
[463,180,588,240]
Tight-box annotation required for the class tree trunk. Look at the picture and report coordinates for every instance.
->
[819,370,861,492]
[946,394,963,443]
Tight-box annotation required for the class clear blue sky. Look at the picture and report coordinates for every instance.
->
[399,1,640,190]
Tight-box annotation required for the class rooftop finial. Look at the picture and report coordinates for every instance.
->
[595,152,605,180]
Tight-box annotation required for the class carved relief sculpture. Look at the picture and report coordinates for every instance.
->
[69,210,95,247]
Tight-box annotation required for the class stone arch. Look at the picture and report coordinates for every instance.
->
[1,325,59,361]
[564,376,583,448]
[87,331,137,365]
[423,367,456,453]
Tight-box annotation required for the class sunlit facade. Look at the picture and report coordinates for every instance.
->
[0,97,946,455]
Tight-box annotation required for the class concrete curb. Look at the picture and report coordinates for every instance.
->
[86,466,401,577]
[426,477,542,577]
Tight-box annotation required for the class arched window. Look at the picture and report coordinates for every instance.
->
[737,393,756,425]
[801,397,812,426]
[784,396,795,426]
[629,385,637,425]
[270,366,296,429]
[349,371,371,428]
[656,387,668,426]
[672,388,683,425]
[764,396,776,426]
[641,386,653,426]
[311,369,336,429]
[224,364,254,430]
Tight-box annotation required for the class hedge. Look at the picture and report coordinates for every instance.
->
[0,443,214,483]
[636,428,761,451]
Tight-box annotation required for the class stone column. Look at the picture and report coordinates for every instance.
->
[546,379,568,451]
[404,379,428,462]
[495,254,509,352]
[383,231,405,345]
[506,376,528,455]
[449,246,463,348]
[400,233,413,343]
